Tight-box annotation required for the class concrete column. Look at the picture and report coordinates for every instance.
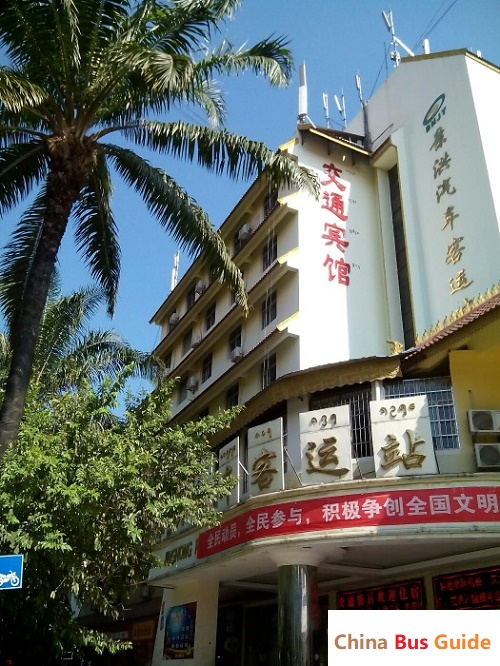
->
[278,563,317,666]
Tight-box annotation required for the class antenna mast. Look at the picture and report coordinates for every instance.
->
[170,251,179,291]
[334,92,347,129]
[322,93,330,128]
[297,63,315,126]
[382,10,414,67]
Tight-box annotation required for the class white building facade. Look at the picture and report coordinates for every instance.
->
[147,50,500,666]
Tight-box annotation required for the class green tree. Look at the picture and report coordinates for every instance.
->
[0,0,318,453]
[0,373,237,663]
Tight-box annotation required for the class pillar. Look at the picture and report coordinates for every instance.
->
[278,563,317,666]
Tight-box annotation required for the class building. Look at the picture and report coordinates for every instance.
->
[147,49,500,665]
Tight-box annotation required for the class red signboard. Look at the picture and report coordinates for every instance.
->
[433,565,500,609]
[337,578,426,610]
[197,485,499,559]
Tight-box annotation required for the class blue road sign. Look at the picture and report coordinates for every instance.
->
[0,554,23,590]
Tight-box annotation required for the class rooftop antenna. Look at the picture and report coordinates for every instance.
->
[322,93,330,128]
[334,91,347,129]
[382,10,414,67]
[297,63,315,126]
[355,73,371,150]
[170,250,179,291]
[355,73,363,106]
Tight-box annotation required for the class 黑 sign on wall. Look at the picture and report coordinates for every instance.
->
[0,554,23,590]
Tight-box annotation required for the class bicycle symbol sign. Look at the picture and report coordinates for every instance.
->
[0,554,23,590]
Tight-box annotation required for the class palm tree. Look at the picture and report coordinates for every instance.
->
[0,0,318,453]
[0,280,163,396]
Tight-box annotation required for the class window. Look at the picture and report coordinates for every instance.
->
[261,353,277,389]
[226,383,240,408]
[234,226,251,254]
[384,377,459,450]
[182,328,192,355]
[261,290,277,328]
[201,353,212,383]
[164,351,172,370]
[178,376,188,404]
[262,232,278,270]
[310,385,373,459]
[168,312,179,332]
[205,303,216,331]
[228,325,242,354]
[186,284,196,310]
[198,407,209,419]
[264,189,278,217]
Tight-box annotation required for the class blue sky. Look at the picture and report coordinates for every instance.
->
[2,0,500,365]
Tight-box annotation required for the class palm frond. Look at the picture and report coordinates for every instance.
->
[194,36,293,87]
[121,120,319,195]
[0,1,68,98]
[33,285,105,383]
[0,189,48,333]
[148,0,242,52]
[0,140,47,216]
[104,142,248,311]
[72,152,121,316]
[49,330,164,390]
[0,67,49,113]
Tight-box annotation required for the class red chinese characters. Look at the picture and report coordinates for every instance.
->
[196,485,500,558]
[337,579,426,610]
[320,162,351,285]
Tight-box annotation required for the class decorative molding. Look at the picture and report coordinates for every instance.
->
[387,339,404,355]
[415,282,500,345]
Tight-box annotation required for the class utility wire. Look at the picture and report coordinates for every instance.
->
[412,0,459,51]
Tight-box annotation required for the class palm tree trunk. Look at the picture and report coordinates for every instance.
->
[0,159,86,458]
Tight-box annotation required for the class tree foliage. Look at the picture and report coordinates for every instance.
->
[0,373,237,662]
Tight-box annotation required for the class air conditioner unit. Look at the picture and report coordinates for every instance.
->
[230,346,243,362]
[187,376,199,393]
[191,334,202,348]
[195,280,207,295]
[475,443,500,469]
[168,312,179,327]
[238,224,252,242]
[468,410,500,433]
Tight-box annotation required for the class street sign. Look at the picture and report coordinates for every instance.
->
[0,554,23,590]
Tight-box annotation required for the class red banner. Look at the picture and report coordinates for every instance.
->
[197,485,499,559]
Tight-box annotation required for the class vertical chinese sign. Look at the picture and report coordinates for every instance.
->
[370,395,438,477]
[299,406,353,483]
[424,93,473,299]
[217,437,240,511]
[320,162,352,286]
[247,418,285,498]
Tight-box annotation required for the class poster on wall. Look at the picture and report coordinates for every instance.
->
[163,601,197,660]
